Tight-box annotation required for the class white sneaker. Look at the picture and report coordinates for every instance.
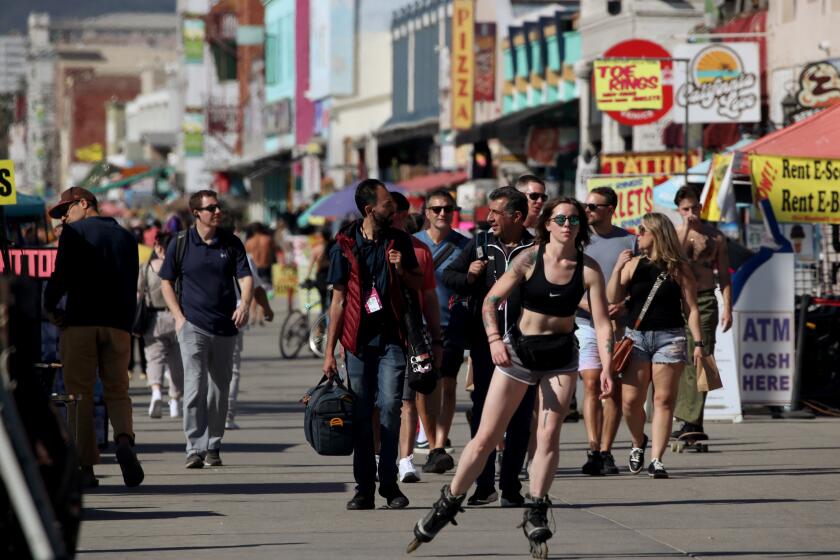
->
[169,399,181,418]
[148,395,162,418]
[225,418,239,430]
[399,455,420,483]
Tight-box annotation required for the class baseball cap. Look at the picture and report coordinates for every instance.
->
[48,187,98,219]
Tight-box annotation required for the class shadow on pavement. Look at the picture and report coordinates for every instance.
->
[83,508,223,521]
[136,442,297,454]
[569,497,830,508]
[100,481,347,495]
[77,542,306,554]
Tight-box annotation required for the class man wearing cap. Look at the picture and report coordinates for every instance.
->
[44,187,145,489]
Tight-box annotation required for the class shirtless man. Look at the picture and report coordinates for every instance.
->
[672,186,732,438]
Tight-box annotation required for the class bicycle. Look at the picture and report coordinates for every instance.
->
[279,280,328,359]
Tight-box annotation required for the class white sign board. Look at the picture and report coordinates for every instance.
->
[704,301,743,422]
[673,42,761,124]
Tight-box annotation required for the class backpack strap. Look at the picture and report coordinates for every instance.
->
[173,230,189,301]
[432,241,456,271]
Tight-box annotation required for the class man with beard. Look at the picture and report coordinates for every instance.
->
[322,179,424,510]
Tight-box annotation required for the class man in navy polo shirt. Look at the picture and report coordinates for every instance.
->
[160,189,253,469]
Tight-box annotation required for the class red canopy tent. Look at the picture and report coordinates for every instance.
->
[735,102,840,173]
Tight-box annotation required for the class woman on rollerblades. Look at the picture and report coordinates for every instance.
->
[408,198,615,559]
[607,213,704,479]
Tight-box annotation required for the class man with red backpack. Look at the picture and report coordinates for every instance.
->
[322,179,424,510]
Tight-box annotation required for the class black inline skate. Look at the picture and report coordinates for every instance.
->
[519,495,553,559]
[406,484,466,553]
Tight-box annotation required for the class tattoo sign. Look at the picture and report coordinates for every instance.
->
[673,43,761,124]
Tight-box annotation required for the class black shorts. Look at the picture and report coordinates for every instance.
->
[440,341,465,379]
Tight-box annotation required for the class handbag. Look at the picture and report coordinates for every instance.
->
[301,374,355,456]
[510,325,577,371]
[131,262,154,337]
[611,271,668,374]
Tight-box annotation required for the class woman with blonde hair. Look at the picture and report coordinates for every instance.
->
[607,213,703,479]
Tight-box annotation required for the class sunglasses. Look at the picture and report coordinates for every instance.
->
[552,214,580,226]
[527,192,548,202]
[427,205,455,215]
[198,204,222,213]
[585,203,611,211]
[638,225,648,235]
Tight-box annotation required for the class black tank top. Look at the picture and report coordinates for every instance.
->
[521,245,585,317]
[626,258,685,330]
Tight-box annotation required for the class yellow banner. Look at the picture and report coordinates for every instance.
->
[594,59,663,112]
[701,153,733,222]
[751,155,840,223]
[0,160,17,206]
[451,0,475,130]
[587,176,654,232]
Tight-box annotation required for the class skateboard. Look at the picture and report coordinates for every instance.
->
[670,432,709,453]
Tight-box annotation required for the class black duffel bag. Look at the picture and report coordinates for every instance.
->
[302,374,355,456]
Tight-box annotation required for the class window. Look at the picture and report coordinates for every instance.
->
[265,34,278,84]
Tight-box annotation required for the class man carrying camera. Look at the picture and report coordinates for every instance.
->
[442,186,536,507]
[322,179,423,511]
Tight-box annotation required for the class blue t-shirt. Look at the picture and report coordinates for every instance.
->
[414,229,470,327]
[159,227,251,336]
[327,222,419,345]
[577,225,637,327]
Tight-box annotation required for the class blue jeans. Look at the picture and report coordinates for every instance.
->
[345,336,406,496]
[470,339,536,495]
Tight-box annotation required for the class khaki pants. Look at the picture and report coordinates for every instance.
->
[675,290,719,426]
[60,326,134,466]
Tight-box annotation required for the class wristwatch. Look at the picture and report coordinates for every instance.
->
[695,341,705,348]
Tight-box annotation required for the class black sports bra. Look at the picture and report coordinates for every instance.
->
[521,245,585,317]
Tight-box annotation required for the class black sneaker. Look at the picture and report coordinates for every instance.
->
[79,466,99,489]
[380,486,409,509]
[204,449,223,467]
[346,492,375,510]
[467,486,498,506]
[600,451,620,475]
[500,490,525,508]
[647,459,669,479]
[115,443,144,487]
[628,434,648,474]
[581,450,603,476]
[185,452,204,469]
[426,448,455,474]
[671,422,703,439]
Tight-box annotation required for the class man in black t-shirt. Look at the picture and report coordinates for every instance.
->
[322,179,423,511]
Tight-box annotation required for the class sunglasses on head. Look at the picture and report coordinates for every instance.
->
[527,192,548,202]
[198,204,222,213]
[427,205,455,215]
[552,214,580,226]
[585,203,611,211]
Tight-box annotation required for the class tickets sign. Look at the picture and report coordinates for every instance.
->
[587,176,654,232]
[0,160,17,206]
[751,154,840,223]
[594,59,663,111]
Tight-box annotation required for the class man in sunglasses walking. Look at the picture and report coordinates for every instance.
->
[515,174,548,232]
[577,186,636,476]
[160,190,254,469]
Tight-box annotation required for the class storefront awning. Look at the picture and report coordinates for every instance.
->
[88,167,174,195]
[375,116,439,148]
[454,99,578,146]
[734,102,840,173]
[399,171,468,193]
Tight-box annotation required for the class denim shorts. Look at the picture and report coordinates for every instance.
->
[626,327,687,364]
[574,323,601,371]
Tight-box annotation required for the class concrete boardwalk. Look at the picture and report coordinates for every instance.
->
[77,320,840,559]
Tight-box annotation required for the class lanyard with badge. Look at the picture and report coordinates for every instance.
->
[355,236,383,315]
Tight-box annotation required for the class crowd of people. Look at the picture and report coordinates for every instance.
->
[315,178,731,558]
[41,175,731,558]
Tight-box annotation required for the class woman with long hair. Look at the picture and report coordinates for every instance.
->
[408,197,614,559]
[607,212,704,479]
